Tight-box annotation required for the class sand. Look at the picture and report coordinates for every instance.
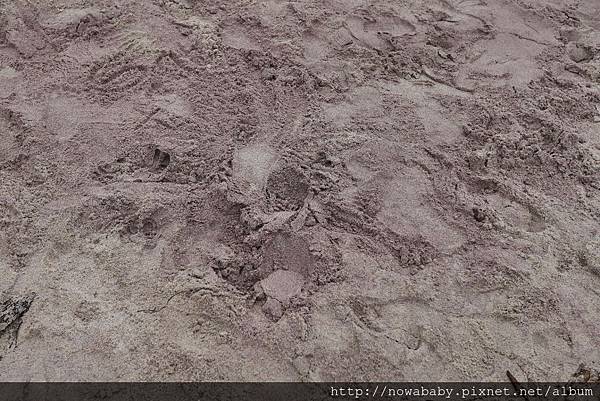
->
[0,0,599,382]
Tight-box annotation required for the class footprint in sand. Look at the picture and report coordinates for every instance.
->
[222,23,262,51]
[345,13,416,50]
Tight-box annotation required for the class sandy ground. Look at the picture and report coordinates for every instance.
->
[0,0,599,382]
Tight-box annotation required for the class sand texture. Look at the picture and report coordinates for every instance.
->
[0,0,599,382]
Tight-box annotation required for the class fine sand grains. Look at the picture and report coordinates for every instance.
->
[0,0,599,381]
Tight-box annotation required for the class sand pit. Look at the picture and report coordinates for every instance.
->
[0,0,599,382]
